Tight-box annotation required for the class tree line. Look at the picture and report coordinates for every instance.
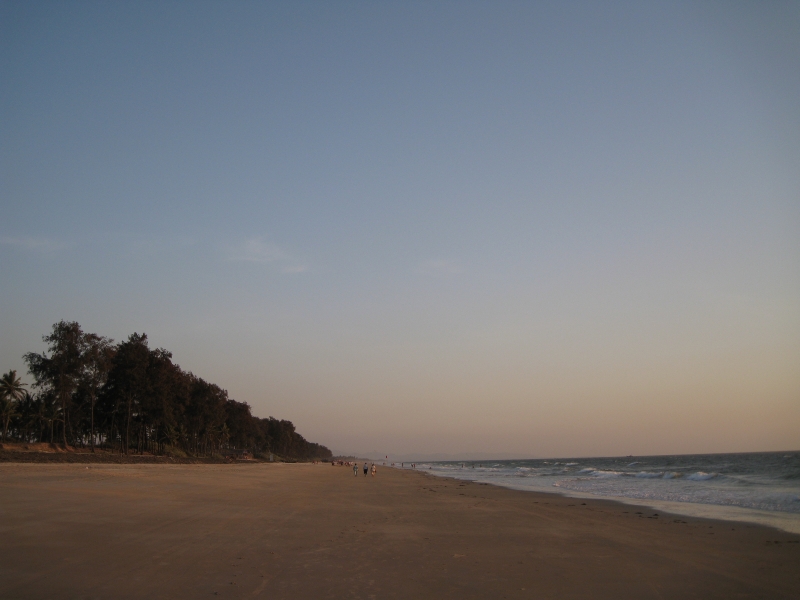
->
[0,321,332,460]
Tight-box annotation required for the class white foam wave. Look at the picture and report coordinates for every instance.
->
[687,472,718,481]
[591,470,623,478]
[421,452,800,532]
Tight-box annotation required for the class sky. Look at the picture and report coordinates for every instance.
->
[1,1,798,459]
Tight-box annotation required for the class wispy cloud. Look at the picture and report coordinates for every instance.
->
[224,238,308,273]
[122,234,196,259]
[417,258,464,275]
[0,235,67,255]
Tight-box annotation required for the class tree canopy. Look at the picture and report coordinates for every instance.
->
[4,321,331,460]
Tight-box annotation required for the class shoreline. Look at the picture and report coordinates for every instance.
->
[2,462,798,598]
[407,452,800,535]
[415,466,800,535]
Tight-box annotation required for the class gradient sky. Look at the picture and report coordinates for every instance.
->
[2,1,798,458]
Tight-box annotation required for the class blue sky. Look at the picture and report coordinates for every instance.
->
[2,1,798,457]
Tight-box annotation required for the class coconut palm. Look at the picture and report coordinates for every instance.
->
[0,370,26,441]
[0,369,26,402]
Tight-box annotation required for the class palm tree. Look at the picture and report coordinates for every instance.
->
[0,370,26,402]
[0,370,26,441]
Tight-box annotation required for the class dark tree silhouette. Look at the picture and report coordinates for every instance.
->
[9,322,331,459]
[0,370,26,441]
[24,322,85,446]
[79,333,115,452]
[103,333,151,455]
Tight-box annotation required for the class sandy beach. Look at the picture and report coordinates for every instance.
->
[1,462,798,599]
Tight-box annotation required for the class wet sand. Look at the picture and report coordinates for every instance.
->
[1,462,798,599]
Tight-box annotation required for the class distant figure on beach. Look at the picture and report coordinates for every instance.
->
[371,464,376,477]
[353,463,358,477]
[363,462,368,477]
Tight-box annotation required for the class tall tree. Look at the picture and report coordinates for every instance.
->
[80,334,115,452]
[24,321,85,446]
[38,391,60,443]
[103,333,150,454]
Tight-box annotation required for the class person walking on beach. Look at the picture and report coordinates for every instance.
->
[371,464,376,477]
[353,463,358,477]
[363,462,368,477]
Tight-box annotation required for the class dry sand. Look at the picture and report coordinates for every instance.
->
[1,462,798,599]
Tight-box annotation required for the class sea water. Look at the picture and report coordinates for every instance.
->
[414,452,800,534]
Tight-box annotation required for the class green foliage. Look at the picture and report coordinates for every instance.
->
[24,321,85,445]
[8,322,331,459]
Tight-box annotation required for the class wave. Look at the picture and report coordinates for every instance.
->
[687,472,718,481]
[579,469,623,478]
[422,451,800,519]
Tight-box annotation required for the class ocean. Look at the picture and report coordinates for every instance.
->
[410,451,800,534]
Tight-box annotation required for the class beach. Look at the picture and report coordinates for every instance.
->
[1,462,798,599]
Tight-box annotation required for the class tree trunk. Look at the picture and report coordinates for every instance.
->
[90,392,95,453]
[109,413,117,453]
[61,394,68,447]
[125,398,131,455]
[66,408,73,448]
